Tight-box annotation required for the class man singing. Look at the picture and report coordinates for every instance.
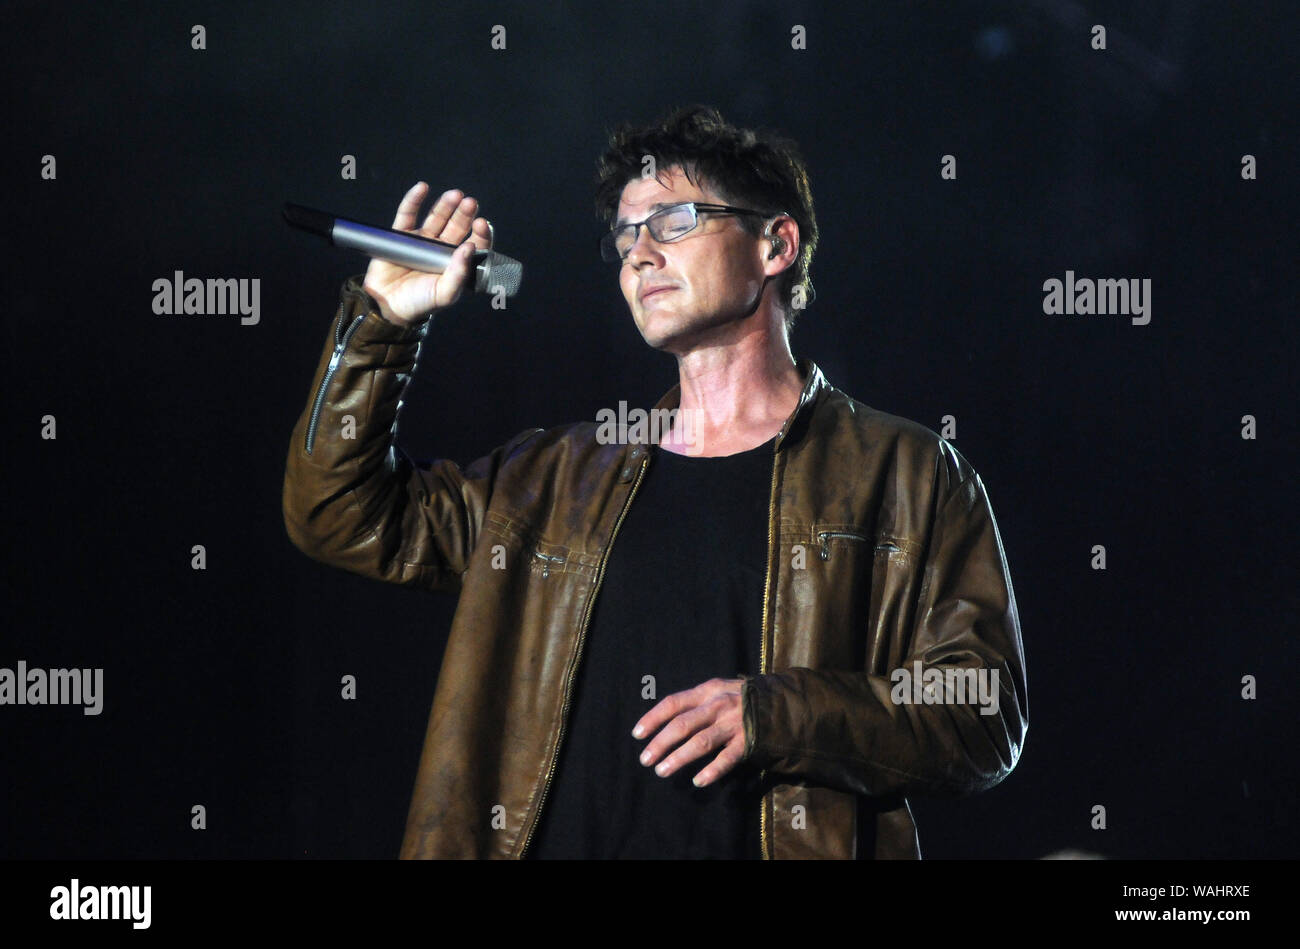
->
[283,105,1028,859]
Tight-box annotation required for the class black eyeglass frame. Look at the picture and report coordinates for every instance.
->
[600,202,786,262]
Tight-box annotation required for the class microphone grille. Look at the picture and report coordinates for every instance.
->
[476,251,524,298]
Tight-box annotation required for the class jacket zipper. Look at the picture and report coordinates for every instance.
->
[533,550,566,579]
[758,446,780,860]
[304,311,366,455]
[517,452,650,857]
[816,530,870,561]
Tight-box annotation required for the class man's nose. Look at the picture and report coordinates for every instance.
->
[625,224,664,267]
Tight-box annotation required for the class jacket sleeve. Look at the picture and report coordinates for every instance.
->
[742,470,1028,797]
[282,275,540,593]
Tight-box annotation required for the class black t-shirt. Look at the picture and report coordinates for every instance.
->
[525,437,774,859]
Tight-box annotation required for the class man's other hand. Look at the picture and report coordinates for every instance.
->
[632,677,747,787]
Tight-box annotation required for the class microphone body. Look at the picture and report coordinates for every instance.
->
[283,202,523,297]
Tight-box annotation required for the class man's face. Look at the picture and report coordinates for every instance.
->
[615,166,769,352]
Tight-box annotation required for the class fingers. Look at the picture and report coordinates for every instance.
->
[418,190,485,244]
[471,216,493,252]
[646,717,745,787]
[391,181,430,231]
[418,188,467,238]
[632,687,688,741]
[633,677,732,741]
[692,742,746,788]
[449,213,493,253]
[392,183,493,251]
[647,716,723,776]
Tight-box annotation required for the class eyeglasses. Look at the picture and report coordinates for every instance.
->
[600,202,775,262]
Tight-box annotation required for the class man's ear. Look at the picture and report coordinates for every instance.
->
[764,216,798,269]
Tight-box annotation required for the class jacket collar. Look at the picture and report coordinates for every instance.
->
[649,357,828,452]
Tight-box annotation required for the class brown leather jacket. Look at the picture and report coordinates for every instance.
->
[283,275,1028,859]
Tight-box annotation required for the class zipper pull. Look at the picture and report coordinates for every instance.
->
[816,530,869,561]
[533,551,566,579]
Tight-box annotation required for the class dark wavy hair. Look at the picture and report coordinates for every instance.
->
[594,105,818,330]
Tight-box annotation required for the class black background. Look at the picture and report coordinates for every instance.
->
[7,0,1296,860]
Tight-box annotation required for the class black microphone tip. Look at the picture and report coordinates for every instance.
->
[282,203,335,239]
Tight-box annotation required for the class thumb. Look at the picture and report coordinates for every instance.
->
[436,241,479,309]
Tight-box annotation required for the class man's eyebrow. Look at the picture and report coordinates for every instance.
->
[614,201,683,228]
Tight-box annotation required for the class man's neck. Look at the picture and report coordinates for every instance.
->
[660,321,804,457]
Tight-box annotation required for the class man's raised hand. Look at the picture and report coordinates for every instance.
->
[362,182,494,326]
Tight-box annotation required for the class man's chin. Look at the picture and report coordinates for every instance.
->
[637,309,738,353]
[639,324,698,355]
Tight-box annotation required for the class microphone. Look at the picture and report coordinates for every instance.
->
[282,202,523,297]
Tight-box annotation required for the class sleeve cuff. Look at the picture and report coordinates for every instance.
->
[741,674,762,761]
[340,274,431,343]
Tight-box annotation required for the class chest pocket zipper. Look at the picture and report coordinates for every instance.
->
[816,530,870,561]
[533,550,566,579]
[817,531,907,563]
